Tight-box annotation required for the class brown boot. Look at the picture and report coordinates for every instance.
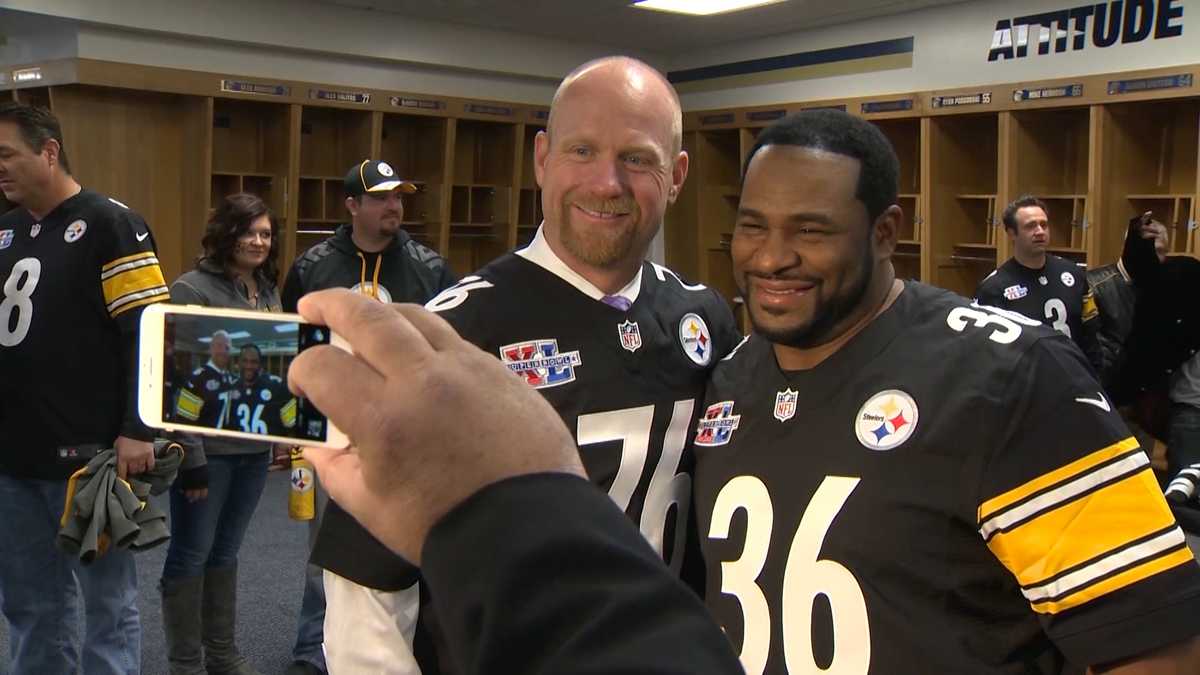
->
[201,565,263,675]
[160,575,207,675]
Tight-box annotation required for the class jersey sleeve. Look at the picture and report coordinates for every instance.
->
[96,205,170,441]
[276,379,298,430]
[425,274,497,348]
[707,292,743,361]
[174,372,206,423]
[1077,272,1103,373]
[973,271,1002,306]
[96,207,170,329]
[976,336,1200,666]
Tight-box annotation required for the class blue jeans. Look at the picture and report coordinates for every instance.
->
[162,452,269,580]
[0,472,141,674]
[293,483,328,671]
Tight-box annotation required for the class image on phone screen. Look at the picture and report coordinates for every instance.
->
[164,313,332,443]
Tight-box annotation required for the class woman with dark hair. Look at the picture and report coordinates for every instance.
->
[160,193,280,675]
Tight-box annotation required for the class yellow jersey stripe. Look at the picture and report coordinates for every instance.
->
[103,265,167,307]
[110,292,170,318]
[101,254,159,281]
[176,390,203,421]
[978,436,1140,523]
[1030,543,1193,614]
[987,469,1177,587]
[281,398,298,428]
[980,450,1149,540]
[101,251,156,273]
[1081,292,1098,323]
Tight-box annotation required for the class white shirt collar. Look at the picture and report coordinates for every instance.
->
[515,225,642,304]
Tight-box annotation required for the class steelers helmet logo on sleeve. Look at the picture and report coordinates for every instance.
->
[1060,272,1076,287]
[64,220,88,243]
[260,388,272,402]
[679,313,712,366]
[855,389,919,451]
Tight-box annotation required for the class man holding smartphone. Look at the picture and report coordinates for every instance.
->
[280,159,456,675]
[0,103,169,674]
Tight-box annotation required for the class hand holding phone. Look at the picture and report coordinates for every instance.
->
[289,289,585,564]
[138,303,349,448]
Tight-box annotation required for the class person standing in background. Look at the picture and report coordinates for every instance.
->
[280,159,456,675]
[0,102,168,675]
[161,193,283,675]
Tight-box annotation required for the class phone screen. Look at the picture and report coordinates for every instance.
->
[163,313,332,442]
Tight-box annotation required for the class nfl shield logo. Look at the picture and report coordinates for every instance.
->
[774,388,798,422]
[618,320,642,353]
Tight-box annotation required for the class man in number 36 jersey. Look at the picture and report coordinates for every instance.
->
[693,111,1200,674]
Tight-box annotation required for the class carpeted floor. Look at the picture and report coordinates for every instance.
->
[0,469,315,674]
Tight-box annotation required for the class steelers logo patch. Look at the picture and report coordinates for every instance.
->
[1060,272,1075,287]
[64,219,87,243]
[260,388,272,402]
[855,389,919,451]
[291,466,314,493]
[377,162,395,177]
[679,313,712,366]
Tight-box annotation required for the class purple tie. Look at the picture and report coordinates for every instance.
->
[601,295,632,312]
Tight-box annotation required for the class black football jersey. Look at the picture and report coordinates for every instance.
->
[229,374,297,437]
[430,253,742,568]
[694,281,1200,674]
[975,255,1097,345]
[0,190,169,479]
[175,363,237,430]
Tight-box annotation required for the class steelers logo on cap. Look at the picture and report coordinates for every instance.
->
[855,389,919,451]
[377,162,395,177]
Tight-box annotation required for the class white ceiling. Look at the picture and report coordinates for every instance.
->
[318,0,969,54]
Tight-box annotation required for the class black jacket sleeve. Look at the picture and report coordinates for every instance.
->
[422,473,742,675]
[281,261,305,314]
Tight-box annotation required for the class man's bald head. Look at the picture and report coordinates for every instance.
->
[547,56,682,155]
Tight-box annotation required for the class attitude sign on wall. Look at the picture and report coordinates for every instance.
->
[988,0,1185,62]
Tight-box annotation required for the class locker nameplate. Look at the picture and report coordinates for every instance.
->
[220,80,289,97]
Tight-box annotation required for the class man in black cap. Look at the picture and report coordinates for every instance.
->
[280,159,456,675]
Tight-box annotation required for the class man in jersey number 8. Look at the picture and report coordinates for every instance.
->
[693,111,1200,674]
[0,103,169,674]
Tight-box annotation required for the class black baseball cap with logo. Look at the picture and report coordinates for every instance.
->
[344,159,417,197]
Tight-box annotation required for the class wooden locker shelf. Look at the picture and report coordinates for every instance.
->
[1096,98,1199,262]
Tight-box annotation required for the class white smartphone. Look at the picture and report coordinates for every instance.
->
[138,303,350,448]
